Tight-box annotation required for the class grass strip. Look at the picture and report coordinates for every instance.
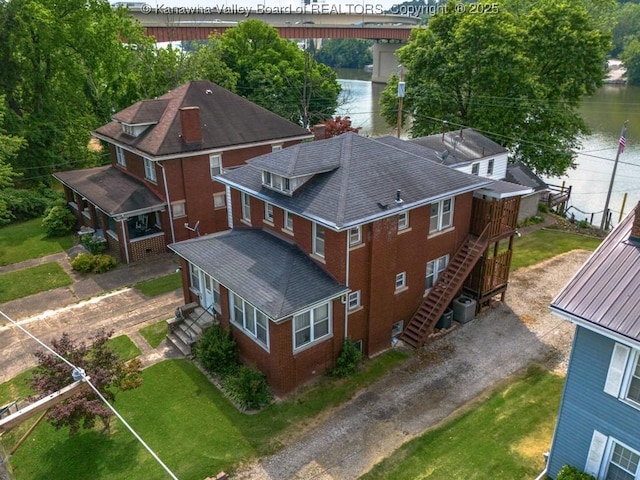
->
[0,218,74,266]
[361,365,563,480]
[139,321,168,348]
[134,272,181,297]
[0,262,72,303]
[106,335,142,362]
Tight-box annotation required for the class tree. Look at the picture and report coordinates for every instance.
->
[218,20,341,127]
[314,116,362,138]
[381,0,611,176]
[31,330,142,435]
[0,96,24,224]
[0,0,151,184]
[315,39,373,69]
[622,37,640,85]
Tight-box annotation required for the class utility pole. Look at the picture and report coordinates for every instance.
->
[601,121,628,232]
[396,65,405,138]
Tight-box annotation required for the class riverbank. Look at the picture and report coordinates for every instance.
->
[604,59,627,85]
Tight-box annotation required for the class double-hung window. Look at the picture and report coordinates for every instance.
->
[241,192,251,223]
[429,198,453,234]
[264,203,274,223]
[604,344,640,406]
[395,272,407,291]
[471,163,480,175]
[425,255,449,290]
[115,146,126,167]
[349,226,362,247]
[585,431,640,479]
[348,291,361,311]
[487,158,494,176]
[189,264,201,293]
[284,211,294,232]
[144,158,156,182]
[313,223,325,258]
[293,303,331,349]
[209,154,222,178]
[230,292,269,347]
[398,212,409,231]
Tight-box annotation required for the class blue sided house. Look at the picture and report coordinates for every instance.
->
[547,202,640,479]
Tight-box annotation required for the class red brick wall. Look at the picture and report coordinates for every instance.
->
[129,234,167,262]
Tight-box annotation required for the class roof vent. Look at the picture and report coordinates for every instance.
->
[205,89,213,95]
[395,189,404,205]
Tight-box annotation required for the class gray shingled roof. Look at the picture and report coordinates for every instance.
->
[53,166,165,217]
[551,208,640,342]
[94,81,311,158]
[248,141,341,177]
[410,128,507,165]
[505,161,548,192]
[169,229,348,320]
[219,133,491,230]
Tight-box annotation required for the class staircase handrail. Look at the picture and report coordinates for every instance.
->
[184,304,215,340]
[413,223,491,340]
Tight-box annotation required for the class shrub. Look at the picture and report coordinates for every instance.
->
[555,465,595,480]
[225,366,273,410]
[81,234,106,255]
[92,254,116,273]
[71,253,116,274]
[42,205,76,237]
[194,324,239,377]
[0,187,62,223]
[71,253,95,273]
[538,203,549,213]
[328,339,363,378]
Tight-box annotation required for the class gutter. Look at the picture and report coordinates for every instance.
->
[158,162,176,244]
[533,468,547,480]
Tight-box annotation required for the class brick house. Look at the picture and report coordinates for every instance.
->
[169,132,530,395]
[53,80,311,263]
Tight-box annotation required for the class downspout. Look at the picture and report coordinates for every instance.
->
[344,232,350,340]
[158,162,176,244]
[121,219,130,264]
[533,468,547,480]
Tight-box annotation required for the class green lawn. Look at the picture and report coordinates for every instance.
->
[106,335,142,362]
[139,321,168,348]
[134,273,182,297]
[0,218,74,266]
[511,229,601,271]
[5,352,408,479]
[361,365,564,480]
[0,262,72,303]
[0,369,35,406]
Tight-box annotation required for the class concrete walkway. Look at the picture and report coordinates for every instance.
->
[0,252,183,383]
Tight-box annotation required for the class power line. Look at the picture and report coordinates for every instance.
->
[0,310,179,480]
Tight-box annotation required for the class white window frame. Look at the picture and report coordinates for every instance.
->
[272,144,283,152]
[293,302,331,350]
[395,272,406,291]
[241,192,251,223]
[209,154,222,178]
[144,157,157,182]
[213,192,226,209]
[487,158,494,175]
[398,212,409,231]
[212,279,221,313]
[229,292,269,348]
[189,264,201,293]
[313,223,325,258]
[604,438,640,480]
[588,433,640,480]
[348,291,361,311]
[471,162,480,175]
[349,226,362,247]
[284,210,294,232]
[264,203,274,222]
[172,201,186,218]
[262,171,291,194]
[425,255,449,291]
[429,198,454,234]
[115,146,126,167]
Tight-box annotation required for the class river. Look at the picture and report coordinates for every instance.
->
[335,69,640,228]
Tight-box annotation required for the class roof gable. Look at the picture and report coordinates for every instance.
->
[410,128,508,165]
[94,80,311,157]
[219,133,491,229]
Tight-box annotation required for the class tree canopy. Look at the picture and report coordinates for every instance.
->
[31,330,142,435]
[381,0,612,176]
[315,39,373,69]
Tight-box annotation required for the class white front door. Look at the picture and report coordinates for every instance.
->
[202,274,214,314]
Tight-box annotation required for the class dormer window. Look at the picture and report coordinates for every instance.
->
[121,122,153,138]
[123,124,136,136]
[262,171,291,194]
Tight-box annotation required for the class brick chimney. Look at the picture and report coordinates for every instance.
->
[313,124,326,141]
[631,202,640,241]
[179,106,202,144]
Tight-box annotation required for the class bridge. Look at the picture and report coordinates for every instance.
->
[125,5,422,82]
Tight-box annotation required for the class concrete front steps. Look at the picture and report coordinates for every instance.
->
[166,303,216,356]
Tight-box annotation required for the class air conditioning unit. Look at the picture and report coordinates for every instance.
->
[452,296,476,324]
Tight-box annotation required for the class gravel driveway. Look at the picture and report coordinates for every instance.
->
[232,250,589,480]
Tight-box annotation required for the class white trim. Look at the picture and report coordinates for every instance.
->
[225,186,233,229]
[349,226,362,247]
[313,222,325,258]
[292,302,332,351]
[348,291,361,311]
[158,162,175,244]
[92,132,313,162]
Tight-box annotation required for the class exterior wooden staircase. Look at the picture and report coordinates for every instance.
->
[399,226,490,349]
[166,302,216,356]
